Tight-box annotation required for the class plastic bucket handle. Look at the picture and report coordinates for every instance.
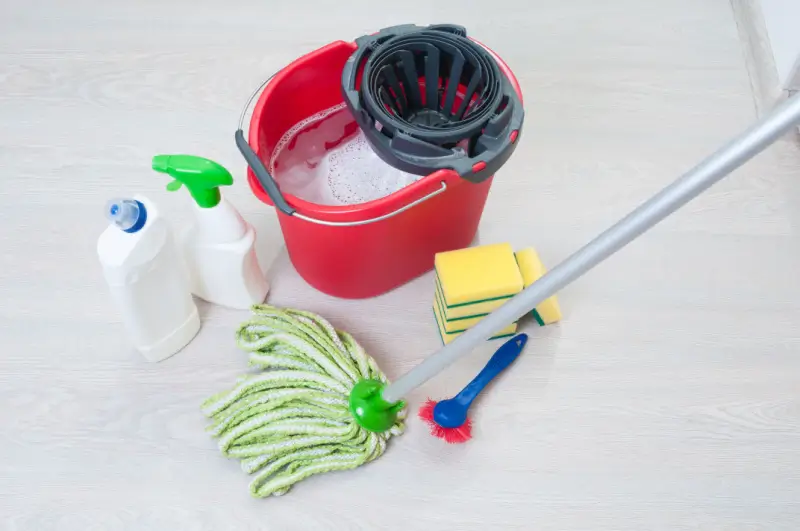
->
[234,73,447,227]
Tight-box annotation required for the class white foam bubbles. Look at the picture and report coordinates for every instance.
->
[270,105,423,205]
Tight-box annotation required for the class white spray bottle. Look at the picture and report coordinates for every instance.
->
[151,154,269,310]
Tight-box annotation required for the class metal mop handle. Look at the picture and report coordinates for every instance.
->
[381,94,800,404]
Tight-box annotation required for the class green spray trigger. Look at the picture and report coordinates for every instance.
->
[152,154,234,208]
[166,180,183,192]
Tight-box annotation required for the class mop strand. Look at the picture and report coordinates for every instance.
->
[201,305,406,498]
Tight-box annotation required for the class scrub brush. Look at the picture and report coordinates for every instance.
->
[419,333,527,443]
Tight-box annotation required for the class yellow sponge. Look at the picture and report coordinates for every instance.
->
[434,243,524,318]
[515,247,562,325]
[433,294,517,344]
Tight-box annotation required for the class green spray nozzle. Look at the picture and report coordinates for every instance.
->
[152,154,234,208]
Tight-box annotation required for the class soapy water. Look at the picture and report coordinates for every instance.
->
[270,104,424,205]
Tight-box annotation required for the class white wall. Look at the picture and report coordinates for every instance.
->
[759,0,800,91]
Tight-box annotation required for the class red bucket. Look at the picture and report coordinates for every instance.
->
[235,28,523,299]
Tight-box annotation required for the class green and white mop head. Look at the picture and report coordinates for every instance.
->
[201,305,406,498]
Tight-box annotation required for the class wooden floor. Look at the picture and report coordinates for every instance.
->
[3,0,800,529]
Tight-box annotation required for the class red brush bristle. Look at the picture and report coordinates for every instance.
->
[417,399,473,443]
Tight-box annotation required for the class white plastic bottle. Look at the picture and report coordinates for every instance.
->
[151,154,269,310]
[97,195,201,362]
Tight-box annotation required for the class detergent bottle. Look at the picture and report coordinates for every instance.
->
[97,195,201,362]
[152,154,269,310]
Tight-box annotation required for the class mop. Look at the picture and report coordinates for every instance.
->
[208,93,800,497]
[201,305,405,497]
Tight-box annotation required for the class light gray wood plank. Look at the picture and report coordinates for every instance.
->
[2,0,800,529]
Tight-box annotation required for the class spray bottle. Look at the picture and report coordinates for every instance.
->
[152,154,269,310]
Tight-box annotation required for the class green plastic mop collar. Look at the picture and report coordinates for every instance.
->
[349,379,404,433]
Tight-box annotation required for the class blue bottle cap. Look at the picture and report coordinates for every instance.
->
[105,198,147,233]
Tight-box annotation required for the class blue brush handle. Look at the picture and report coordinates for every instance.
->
[454,333,527,408]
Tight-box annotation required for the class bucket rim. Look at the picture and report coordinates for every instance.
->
[246,35,522,222]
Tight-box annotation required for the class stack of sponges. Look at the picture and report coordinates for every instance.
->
[433,243,562,344]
